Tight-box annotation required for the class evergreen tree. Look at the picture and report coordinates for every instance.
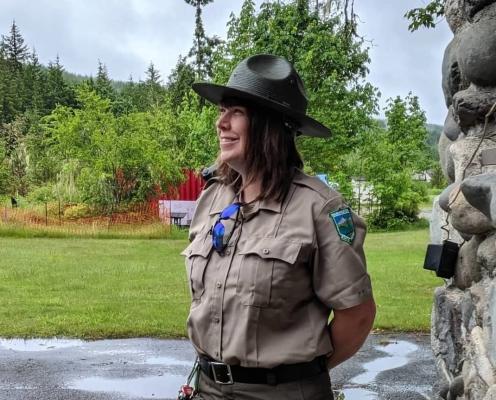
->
[22,49,46,114]
[184,0,221,81]
[0,21,29,71]
[0,21,31,121]
[0,51,9,124]
[95,60,115,101]
[117,75,139,113]
[144,62,165,107]
[0,52,20,123]
[83,75,96,91]
[166,55,196,111]
[116,75,149,113]
[145,62,161,86]
[45,56,76,112]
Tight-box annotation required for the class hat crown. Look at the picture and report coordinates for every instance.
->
[226,54,308,114]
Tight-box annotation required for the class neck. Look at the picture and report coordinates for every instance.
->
[240,175,262,204]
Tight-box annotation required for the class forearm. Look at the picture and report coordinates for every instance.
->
[326,297,376,369]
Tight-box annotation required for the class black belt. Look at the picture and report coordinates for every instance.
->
[198,355,327,385]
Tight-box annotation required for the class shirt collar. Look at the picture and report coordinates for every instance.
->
[208,184,282,216]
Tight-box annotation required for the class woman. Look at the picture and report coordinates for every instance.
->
[182,54,375,400]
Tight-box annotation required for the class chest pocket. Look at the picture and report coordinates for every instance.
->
[181,235,212,301]
[236,237,301,308]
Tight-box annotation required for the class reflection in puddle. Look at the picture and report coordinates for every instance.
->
[145,356,192,366]
[340,388,377,399]
[352,340,418,385]
[0,338,84,352]
[92,349,142,355]
[340,340,418,399]
[69,375,186,398]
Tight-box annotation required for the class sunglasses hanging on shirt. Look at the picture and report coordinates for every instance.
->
[211,202,242,254]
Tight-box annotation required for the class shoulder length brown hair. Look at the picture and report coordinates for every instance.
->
[217,98,303,203]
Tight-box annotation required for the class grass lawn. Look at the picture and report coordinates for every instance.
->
[0,229,439,338]
[0,238,190,338]
[419,187,443,210]
[365,229,438,331]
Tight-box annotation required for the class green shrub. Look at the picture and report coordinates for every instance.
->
[27,185,56,204]
[63,204,93,219]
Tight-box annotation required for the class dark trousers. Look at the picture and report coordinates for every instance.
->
[197,370,334,400]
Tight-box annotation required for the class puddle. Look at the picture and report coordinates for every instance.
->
[0,338,84,352]
[339,388,377,399]
[340,340,418,399]
[352,340,417,385]
[92,349,142,355]
[144,356,192,366]
[68,375,186,398]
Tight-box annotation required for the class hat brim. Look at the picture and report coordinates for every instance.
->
[192,82,331,138]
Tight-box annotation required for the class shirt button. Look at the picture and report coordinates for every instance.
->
[214,317,220,323]
[225,249,231,255]
[216,282,222,289]
[262,248,270,255]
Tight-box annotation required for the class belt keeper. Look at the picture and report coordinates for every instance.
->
[267,372,277,386]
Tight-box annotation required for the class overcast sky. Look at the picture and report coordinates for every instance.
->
[0,0,452,125]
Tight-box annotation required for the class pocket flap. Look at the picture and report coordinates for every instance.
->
[181,236,212,258]
[238,237,301,264]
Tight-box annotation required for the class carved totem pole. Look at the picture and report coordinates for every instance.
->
[430,0,496,399]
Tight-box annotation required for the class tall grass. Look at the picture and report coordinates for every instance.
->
[0,221,188,240]
[0,205,188,240]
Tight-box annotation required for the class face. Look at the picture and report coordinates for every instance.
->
[216,104,250,174]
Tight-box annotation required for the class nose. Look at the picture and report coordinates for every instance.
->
[216,110,230,132]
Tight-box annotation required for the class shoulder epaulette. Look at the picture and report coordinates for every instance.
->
[292,170,336,200]
[201,164,219,190]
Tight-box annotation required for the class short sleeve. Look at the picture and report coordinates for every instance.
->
[312,195,373,310]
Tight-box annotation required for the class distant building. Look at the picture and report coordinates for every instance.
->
[413,171,432,182]
[150,170,204,227]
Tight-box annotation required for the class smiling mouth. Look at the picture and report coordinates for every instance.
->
[220,137,239,144]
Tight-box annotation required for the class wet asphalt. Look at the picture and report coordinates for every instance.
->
[0,333,437,400]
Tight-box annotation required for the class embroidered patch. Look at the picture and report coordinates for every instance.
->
[330,207,355,244]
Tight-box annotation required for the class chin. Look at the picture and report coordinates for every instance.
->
[222,156,246,174]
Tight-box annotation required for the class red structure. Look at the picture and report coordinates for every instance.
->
[167,169,204,201]
[148,170,204,217]
[149,170,204,202]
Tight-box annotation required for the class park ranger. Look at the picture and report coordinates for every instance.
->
[181,54,376,400]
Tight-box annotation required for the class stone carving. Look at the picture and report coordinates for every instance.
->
[442,36,470,107]
[431,1,496,399]
[445,0,467,33]
[452,85,496,131]
[445,106,463,141]
[457,3,496,87]
[439,132,457,183]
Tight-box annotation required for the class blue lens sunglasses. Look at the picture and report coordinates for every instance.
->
[211,203,242,254]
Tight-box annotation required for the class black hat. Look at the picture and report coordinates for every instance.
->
[192,54,331,138]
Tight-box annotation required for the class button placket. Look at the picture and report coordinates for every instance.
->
[216,222,242,361]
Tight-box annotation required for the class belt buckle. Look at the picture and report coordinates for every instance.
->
[211,361,234,385]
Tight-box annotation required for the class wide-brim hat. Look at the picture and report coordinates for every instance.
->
[192,54,331,138]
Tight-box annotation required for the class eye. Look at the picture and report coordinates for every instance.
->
[232,107,245,115]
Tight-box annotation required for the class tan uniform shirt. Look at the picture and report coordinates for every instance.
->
[181,170,373,368]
